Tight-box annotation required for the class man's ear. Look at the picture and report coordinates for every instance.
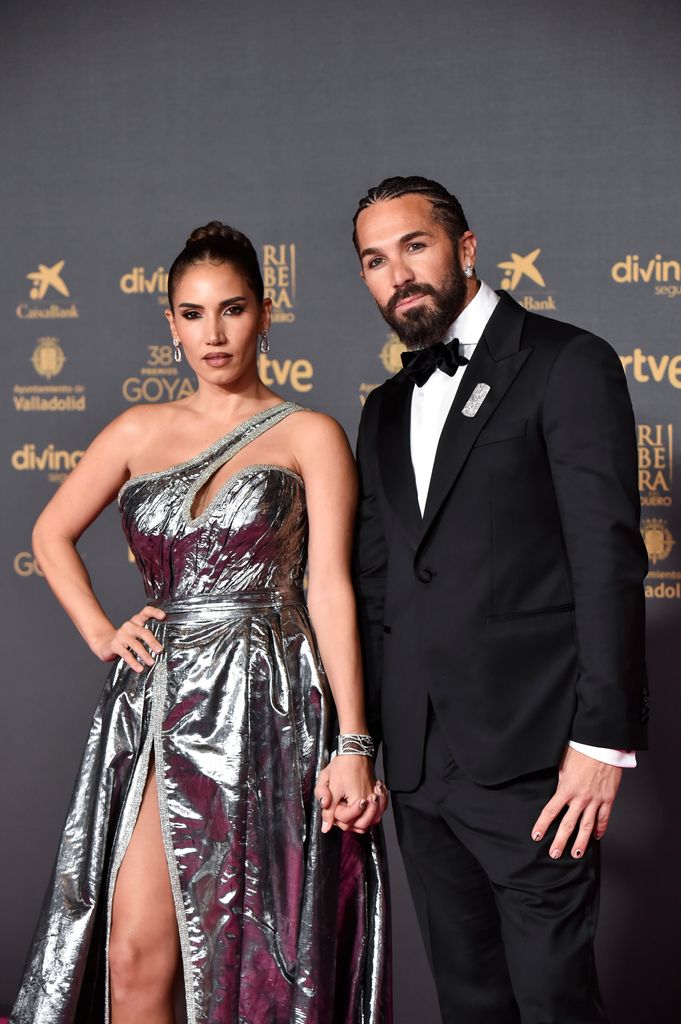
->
[459,230,478,271]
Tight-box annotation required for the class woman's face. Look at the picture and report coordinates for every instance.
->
[165,260,270,387]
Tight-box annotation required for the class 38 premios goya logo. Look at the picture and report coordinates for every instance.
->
[13,336,86,412]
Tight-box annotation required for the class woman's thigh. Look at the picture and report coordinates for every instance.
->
[110,759,180,973]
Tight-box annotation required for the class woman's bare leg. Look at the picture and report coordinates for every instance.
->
[109,760,181,1024]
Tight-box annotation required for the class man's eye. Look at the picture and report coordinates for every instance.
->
[367,257,384,270]
[407,242,425,252]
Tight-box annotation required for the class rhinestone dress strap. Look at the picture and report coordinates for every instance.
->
[118,401,304,502]
[183,403,306,526]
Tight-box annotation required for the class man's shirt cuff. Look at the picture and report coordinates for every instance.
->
[569,741,637,768]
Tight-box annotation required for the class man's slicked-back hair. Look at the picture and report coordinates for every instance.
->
[352,175,469,255]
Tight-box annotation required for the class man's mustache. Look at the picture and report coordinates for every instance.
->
[385,282,438,317]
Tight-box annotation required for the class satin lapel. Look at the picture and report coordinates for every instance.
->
[376,378,421,548]
[419,294,532,544]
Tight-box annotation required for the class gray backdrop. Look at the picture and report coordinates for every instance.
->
[2,0,680,1019]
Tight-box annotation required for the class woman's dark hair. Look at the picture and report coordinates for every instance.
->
[167,221,264,308]
[352,175,469,254]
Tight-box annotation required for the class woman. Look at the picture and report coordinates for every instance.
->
[11,222,391,1024]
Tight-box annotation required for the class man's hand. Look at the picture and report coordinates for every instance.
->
[315,761,388,834]
[531,746,622,859]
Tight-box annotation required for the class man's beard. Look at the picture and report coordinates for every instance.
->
[378,270,467,350]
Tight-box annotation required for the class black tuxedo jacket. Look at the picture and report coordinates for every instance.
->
[354,291,648,790]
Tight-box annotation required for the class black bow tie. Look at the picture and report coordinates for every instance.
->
[400,338,468,387]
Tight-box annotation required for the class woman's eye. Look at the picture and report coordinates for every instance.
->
[182,310,200,319]
[224,305,245,316]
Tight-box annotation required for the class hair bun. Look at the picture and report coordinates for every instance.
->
[186,221,240,247]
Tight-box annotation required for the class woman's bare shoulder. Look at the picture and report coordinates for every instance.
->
[288,408,351,448]
[103,402,184,444]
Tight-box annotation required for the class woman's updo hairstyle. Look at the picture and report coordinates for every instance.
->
[167,221,265,308]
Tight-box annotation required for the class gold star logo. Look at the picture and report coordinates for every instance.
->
[26,260,70,300]
[498,249,546,291]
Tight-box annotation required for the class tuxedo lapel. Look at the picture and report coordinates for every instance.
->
[419,292,532,544]
[376,377,421,548]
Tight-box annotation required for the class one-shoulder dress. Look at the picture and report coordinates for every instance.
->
[11,401,391,1024]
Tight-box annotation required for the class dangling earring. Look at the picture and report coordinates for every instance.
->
[259,330,270,354]
[464,263,474,279]
[173,337,183,362]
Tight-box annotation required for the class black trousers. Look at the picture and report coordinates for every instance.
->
[391,708,606,1024]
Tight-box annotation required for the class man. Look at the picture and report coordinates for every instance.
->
[349,176,648,1022]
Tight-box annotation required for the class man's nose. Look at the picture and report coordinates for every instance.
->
[390,257,415,290]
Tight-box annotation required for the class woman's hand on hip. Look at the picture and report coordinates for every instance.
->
[91,605,166,672]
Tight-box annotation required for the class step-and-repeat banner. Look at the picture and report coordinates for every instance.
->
[2,1,679,1019]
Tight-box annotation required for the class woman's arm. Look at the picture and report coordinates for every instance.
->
[294,412,388,832]
[32,408,165,673]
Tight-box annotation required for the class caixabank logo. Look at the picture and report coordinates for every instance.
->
[16,260,79,320]
[13,336,86,412]
[611,254,681,299]
[359,331,408,405]
[119,266,169,306]
[262,244,296,323]
[641,517,680,600]
[497,248,557,312]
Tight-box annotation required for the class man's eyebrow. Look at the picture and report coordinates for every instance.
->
[359,230,433,261]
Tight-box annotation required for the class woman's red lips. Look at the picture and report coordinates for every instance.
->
[203,352,231,363]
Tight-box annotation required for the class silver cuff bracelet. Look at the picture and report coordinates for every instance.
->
[337,733,375,757]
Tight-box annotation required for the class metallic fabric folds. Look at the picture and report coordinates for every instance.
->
[11,402,392,1023]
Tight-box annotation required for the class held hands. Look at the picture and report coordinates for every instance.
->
[531,745,622,859]
[90,605,166,673]
[315,757,389,835]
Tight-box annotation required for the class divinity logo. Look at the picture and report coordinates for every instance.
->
[611,255,681,298]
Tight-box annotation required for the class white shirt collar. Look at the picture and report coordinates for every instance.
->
[442,280,500,349]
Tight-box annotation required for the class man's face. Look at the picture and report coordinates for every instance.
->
[355,194,471,349]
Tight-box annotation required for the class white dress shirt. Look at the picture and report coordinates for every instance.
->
[408,280,635,768]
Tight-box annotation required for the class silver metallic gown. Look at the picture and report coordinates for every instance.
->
[11,401,392,1024]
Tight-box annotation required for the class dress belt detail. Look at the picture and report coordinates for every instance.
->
[153,588,305,622]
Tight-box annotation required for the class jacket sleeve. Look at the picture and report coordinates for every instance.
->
[353,388,389,748]
[542,332,649,749]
